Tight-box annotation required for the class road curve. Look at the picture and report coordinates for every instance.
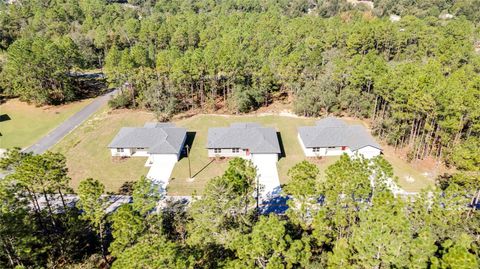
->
[23,90,117,154]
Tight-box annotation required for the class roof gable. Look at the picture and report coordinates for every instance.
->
[315,117,348,128]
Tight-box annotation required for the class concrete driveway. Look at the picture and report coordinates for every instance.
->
[251,154,281,199]
[146,155,177,190]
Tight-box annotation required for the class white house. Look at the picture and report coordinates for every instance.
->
[108,122,187,187]
[297,117,382,159]
[206,122,281,160]
[207,123,282,198]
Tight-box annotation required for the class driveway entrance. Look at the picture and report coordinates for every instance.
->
[146,154,178,190]
[250,154,281,199]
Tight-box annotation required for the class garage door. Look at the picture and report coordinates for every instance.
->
[146,154,177,190]
[251,154,281,199]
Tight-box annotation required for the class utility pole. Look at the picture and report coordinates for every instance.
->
[186,145,191,179]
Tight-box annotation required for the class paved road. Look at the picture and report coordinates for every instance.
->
[23,90,117,154]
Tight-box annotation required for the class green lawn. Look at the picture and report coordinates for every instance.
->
[170,114,323,195]
[0,98,92,149]
[53,108,435,195]
[52,108,154,191]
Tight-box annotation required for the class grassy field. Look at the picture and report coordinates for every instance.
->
[0,98,92,149]
[169,114,346,195]
[52,108,154,191]
[53,108,435,195]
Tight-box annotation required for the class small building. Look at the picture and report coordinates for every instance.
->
[108,123,187,188]
[207,122,281,160]
[297,117,382,159]
[108,122,187,162]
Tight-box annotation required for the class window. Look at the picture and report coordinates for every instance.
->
[327,146,336,149]
[313,147,321,152]
[214,148,221,154]
[117,148,124,153]
[232,148,240,153]
[137,147,145,150]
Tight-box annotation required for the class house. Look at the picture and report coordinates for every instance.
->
[207,122,281,160]
[207,123,282,198]
[108,122,187,161]
[297,117,382,159]
[108,123,187,187]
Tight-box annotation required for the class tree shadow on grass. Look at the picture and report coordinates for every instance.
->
[0,114,11,122]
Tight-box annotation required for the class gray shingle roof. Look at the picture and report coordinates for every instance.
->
[298,118,381,151]
[108,123,186,154]
[315,117,348,128]
[207,123,281,154]
[144,122,175,128]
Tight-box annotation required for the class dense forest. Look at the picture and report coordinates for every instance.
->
[0,1,479,268]
[1,0,480,165]
[0,149,478,268]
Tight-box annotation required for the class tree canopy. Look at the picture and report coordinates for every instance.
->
[2,0,478,163]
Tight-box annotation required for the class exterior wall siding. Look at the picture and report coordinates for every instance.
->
[298,134,355,157]
[207,148,248,158]
[110,148,132,157]
[132,150,149,157]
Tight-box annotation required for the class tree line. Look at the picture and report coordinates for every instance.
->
[0,149,478,268]
[1,0,479,164]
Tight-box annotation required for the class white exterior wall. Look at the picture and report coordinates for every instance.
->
[132,150,149,157]
[325,147,349,156]
[352,146,381,159]
[298,134,353,157]
[207,148,248,158]
[110,148,132,157]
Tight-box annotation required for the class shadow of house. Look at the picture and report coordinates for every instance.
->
[276,132,286,159]
[178,131,216,178]
[179,131,196,160]
[0,114,11,122]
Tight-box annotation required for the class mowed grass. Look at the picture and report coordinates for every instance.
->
[53,108,434,195]
[0,98,92,149]
[169,114,327,195]
[52,108,154,192]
